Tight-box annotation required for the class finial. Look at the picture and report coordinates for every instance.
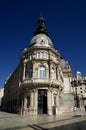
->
[40,12,43,17]
[33,16,49,36]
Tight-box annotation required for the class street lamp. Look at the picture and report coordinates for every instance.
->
[74,84,80,108]
[71,79,80,108]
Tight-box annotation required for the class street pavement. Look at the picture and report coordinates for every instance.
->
[0,111,86,130]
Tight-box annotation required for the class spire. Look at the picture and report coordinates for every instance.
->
[33,17,49,36]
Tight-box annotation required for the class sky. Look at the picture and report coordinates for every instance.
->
[0,0,86,88]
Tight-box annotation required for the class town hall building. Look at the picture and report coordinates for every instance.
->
[2,17,74,115]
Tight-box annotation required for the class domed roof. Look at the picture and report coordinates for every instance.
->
[77,71,81,75]
[29,33,53,47]
[29,16,53,48]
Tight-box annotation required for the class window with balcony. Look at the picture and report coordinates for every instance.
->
[38,66,46,79]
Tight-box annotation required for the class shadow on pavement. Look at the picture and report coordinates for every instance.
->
[0,125,29,130]
[33,119,86,130]
[50,120,86,130]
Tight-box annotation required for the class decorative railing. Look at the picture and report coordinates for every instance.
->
[19,78,63,88]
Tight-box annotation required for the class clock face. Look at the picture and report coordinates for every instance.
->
[40,40,45,46]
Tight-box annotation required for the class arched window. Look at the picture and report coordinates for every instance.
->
[38,66,45,79]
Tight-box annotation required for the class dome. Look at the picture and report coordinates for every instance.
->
[29,17,54,48]
[29,33,53,47]
[77,71,81,75]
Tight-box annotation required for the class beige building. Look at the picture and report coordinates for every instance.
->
[71,71,86,111]
[2,17,74,115]
[0,88,4,107]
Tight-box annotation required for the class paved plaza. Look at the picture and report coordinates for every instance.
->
[0,111,86,130]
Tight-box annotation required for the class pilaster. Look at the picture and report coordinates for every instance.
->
[29,89,36,115]
[23,60,27,80]
[23,96,28,115]
[47,88,52,115]
[33,89,38,115]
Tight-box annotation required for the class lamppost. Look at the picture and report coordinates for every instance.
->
[71,80,81,116]
[80,94,83,108]
[71,80,80,108]
[74,87,80,108]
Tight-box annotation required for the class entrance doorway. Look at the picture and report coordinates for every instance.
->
[38,89,47,114]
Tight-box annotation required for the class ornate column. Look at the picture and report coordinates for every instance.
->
[55,90,60,114]
[20,93,24,115]
[29,89,34,115]
[23,96,28,115]
[47,88,52,115]
[56,90,60,107]
[23,59,27,80]
[51,90,54,107]
[33,89,38,115]
[30,90,33,107]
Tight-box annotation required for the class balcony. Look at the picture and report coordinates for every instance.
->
[19,78,63,88]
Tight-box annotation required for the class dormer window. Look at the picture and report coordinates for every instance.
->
[40,40,45,46]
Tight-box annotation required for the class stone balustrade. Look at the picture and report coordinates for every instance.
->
[19,78,63,88]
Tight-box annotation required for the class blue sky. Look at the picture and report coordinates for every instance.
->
[0,0,86,88]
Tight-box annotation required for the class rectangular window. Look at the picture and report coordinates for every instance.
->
[42,52,44,58]
[37,52,40,58]
[37,52,47,59]
[40,52,42,58]
[44,52,47,58]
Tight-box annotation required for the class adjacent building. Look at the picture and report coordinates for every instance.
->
[71,71,86,111]
[2,17,74,115]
